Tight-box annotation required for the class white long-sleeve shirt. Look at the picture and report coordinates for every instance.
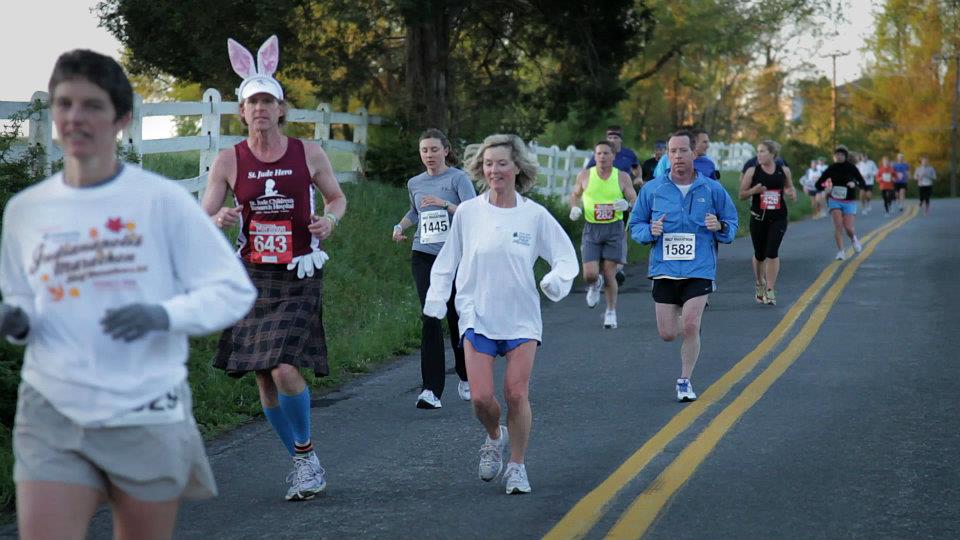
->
[0,165,256,425]
[424,191,578,342]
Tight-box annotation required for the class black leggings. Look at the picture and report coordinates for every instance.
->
[882,189,895,212]
[749,216,787,261]
[919,186,933,205]
[411,250,467,396]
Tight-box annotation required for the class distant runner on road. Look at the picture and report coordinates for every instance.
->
[738,140,797,306]
[629,129,739,402]
[425,134,578,495]
[816,145,865,260]
[569,140,637,328]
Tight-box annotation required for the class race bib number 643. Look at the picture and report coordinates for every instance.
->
[250,220,293,264]
[663,233,696,261]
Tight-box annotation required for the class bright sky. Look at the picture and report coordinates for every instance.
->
[1,0,878,138]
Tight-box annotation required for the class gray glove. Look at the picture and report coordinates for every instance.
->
[100,303,170,342]
[0,303,29,339]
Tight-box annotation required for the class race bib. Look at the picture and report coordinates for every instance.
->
[760,189,782,210]
[250,220,293,264]
[662,233,695,261]
[420,209,450,244]
[102,385,185,427]
[594,203,616,221]
[882,172,892,182]
[831,186,848,200]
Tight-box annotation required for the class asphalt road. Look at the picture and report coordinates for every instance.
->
[7,199,958,540]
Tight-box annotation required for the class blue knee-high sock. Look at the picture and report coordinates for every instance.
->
[262,404,296,456]
[278,388,312,450]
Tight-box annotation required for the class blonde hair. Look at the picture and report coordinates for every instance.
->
[464,134,539,193]
[759,140,781,156]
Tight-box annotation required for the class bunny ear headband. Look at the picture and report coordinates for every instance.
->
[228,35,284,101]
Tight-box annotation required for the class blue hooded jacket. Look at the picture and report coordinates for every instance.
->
[628,172,738,280]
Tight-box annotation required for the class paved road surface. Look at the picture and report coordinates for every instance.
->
[5,200,957,539]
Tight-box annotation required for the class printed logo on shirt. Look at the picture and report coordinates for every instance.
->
[512,231,532,247]
[29,216,148,300]
[248,175,296,214]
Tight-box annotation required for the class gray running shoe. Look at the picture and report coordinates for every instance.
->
[478,425,509,481]
[503,462,532,494]
[285,452,327,501]
[416,389,442,409]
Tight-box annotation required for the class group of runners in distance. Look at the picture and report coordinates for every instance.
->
[0,36,937,539]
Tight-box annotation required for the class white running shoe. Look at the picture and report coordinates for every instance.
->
[603,310,617,329]
[503,462,532,494]
[853,239,863,253]
[457,380,471,401]
[285,452,326,501]
[835,250,846,261]
[478,425,509,481]
[676,378,697,402]
[416,389,442,409]
[585,275,604,308]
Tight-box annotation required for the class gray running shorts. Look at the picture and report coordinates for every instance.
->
[581,221,626,264]
[13,381,217,502]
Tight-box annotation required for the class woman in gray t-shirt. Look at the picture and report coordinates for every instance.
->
[392,129,477,409]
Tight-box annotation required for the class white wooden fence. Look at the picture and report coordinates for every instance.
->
[1,89,384,198]
[527,141,757,198]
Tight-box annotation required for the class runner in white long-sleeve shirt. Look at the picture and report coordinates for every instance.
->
[0,50,255,540]
[424,134,578,495]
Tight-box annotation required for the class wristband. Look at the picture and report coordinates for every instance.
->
[323,213,338,227]
[393,224,402,232]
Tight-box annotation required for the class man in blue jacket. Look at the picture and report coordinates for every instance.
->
[629,129,738,402]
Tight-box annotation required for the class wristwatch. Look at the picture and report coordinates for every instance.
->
[719,221,728,234]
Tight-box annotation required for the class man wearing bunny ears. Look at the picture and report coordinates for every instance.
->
[628,130,738,403]
[201,35,347,502]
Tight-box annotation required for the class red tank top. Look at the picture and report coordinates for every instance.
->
[233,138,316,264]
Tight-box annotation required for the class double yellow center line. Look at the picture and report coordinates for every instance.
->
[545,207,918,540]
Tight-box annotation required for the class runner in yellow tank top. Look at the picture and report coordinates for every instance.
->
[569,140,637,328]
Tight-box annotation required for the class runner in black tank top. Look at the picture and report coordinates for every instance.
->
[738,140,797,305]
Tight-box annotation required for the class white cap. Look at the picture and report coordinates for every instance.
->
[238,76,283,101]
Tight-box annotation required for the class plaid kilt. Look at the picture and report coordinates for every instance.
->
[213,262,329,378]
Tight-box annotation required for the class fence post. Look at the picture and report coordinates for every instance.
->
[121,93,143,163]
[563,144,577,196]
[314,103,331,148]
[352,107,368,180]
[198,88,223,200]
[28,91,52,175]
[548,145,560,194]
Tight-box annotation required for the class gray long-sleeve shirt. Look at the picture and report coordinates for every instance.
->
[404,167,477,255]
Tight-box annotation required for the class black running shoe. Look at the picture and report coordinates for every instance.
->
[615,270,626,286]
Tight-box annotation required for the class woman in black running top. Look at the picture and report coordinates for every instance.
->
[739,140,797,306]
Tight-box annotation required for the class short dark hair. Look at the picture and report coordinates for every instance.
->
[606,125,623,137]
[419,128,459,166]
[48,49,133,120]
[691,127,709,141]
[594,140,615,152]
[669,129,695,148]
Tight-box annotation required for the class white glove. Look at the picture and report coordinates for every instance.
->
[569,206,583,221]
[423,298,447,319]
[539,271,572,302]
[613,199,630,212]
[287,248,330,279]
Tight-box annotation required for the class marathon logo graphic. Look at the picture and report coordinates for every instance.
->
[251,222,291,235]
[512,231,532,247]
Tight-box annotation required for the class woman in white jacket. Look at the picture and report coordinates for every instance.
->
[424,134,578,495]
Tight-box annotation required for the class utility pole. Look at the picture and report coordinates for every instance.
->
[822,51,850,150]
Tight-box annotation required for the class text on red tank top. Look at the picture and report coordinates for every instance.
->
[233,138,316,264]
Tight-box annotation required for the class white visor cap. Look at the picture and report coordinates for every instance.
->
[238,76,284,101]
